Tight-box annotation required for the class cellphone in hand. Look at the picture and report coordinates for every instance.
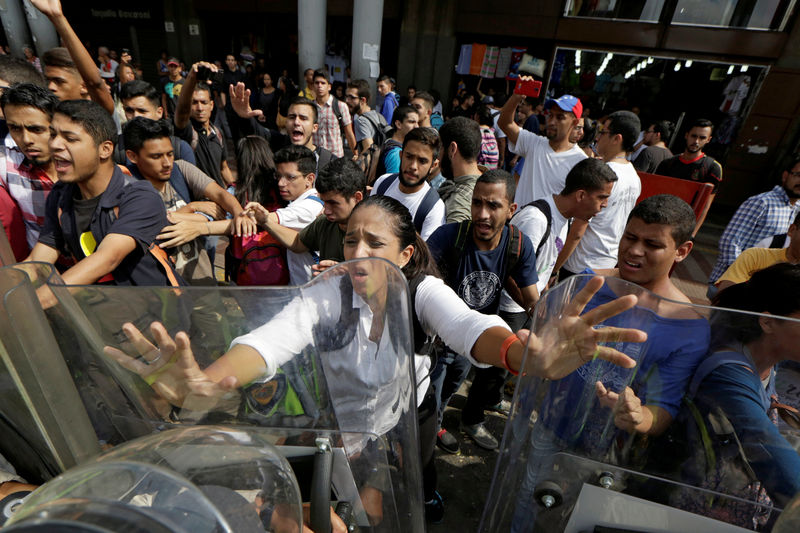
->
[514,78,542,98]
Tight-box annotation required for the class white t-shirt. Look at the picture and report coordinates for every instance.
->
[565,161,641,271]
[275,188,324,284]
[500,194,570,312]
[509,128,587,206]
[491,109,506,140]
[371,173,447,241]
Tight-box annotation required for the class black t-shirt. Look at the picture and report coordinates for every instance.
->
[175,120,228,186]
[655,153,723,192]
[72,192,102,252]
[222,69,246,110]
[633,145,673,174]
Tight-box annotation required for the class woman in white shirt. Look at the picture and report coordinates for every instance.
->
[107,195,646,524]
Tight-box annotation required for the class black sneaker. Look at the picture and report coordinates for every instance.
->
[425,490,444,523]
[461,422,499,450]
[436,428,460,454]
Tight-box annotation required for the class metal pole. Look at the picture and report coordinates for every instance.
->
[351,0,384,105]
[21,0,58,57]
[0,0,34,58]
[298,0,326,82]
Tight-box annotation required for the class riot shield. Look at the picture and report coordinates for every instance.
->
[480,274,800,533]
[0,259,424,532]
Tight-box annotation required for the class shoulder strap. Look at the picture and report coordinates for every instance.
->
[688,350,758,400]
[504,224,523,275]
[171,136,182,159]
[441,221,472,283]
[770,233,788,248]
[413,186,441,234]
[524,199,552,257]
[331,97,346,138]
[308,195,324,206]
[407,274,429,354]
[169,161,194,204]
[375,173,399,196]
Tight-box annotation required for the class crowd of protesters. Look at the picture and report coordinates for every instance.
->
[1,0,800,530]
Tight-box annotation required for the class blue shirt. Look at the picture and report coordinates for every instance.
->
[427,223,539,314]
[543,273,710,450]
[695,358,800,505]
[379,92,399,125]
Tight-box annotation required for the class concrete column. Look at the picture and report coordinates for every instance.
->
[21,0,58,57]
[351,0,384,105]
[298,0,326,80]
[0,0,34,58]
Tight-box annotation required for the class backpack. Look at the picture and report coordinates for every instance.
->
[518,199,552,257]
[373,173,440,235]
[226,195,324,286]
[439,220,524,290]
[226,231,290,286]
[355,113,390,184]
[642,350,778,529]
[362,111,389,147]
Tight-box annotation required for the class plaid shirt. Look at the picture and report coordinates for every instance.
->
[312,95,351,158]
[1,134,55,249]
[709,185,800,282]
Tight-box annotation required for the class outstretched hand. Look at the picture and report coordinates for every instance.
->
[29,0,63,18]
[230,82,263,119]
[516,276,647,380]
[103,322,239,414]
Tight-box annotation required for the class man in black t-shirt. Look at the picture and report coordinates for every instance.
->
[173,61,234,187]
[655,118,722,230]
[220,54,246,144]
[25,100,181,288]
[633,120,673,173]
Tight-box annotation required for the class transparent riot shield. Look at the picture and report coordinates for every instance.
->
[5,426,305,533]
[480,274,800,533]
[0,258,424,532]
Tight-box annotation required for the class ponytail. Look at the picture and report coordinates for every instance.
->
[403,233,439,280]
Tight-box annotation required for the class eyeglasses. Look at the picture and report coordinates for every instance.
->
[788,171,800,178]
[596,128,610,137]
[345,94,359,100]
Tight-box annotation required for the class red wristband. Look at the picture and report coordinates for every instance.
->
[500,333,520,376]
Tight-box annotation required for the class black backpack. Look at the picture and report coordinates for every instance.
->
[373,173,441,235]
[517,199,552,257]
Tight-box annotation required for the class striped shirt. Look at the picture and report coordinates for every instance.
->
[1,134,55,249]
[709,185,800,282]
[312,95,352,158]
[477,125,499,170]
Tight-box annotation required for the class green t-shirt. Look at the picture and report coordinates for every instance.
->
[298,214,346,262]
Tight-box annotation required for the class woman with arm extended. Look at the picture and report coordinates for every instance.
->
[107,195,647,524]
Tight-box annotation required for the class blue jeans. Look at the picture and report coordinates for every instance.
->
[429,348,471,429]
[510,423,564,533]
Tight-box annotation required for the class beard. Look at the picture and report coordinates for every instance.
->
[439,153,453,180]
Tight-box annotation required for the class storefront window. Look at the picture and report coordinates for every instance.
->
[563,0,666,22]
[671,0,794,30]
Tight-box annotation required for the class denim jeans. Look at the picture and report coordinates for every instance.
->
[510,423,564,533]
[429,347,471,429]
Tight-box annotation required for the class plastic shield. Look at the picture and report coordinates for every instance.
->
[480,274,800,533]
[0,259,424,532]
